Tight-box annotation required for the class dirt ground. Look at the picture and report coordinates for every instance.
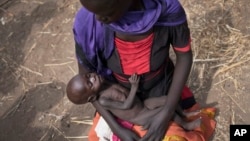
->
[0,0,249,141]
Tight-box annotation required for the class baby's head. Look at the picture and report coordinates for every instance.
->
[66,73,104,104]
[79,0,133,24]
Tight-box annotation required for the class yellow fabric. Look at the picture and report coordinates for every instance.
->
[163,135,187,141]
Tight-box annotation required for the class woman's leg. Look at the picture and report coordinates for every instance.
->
[173,114,201,131]
[175,104,200,118]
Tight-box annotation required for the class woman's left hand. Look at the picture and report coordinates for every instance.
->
[139,109,173,141]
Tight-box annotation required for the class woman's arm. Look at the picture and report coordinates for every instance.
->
[140,50,193,141]
[164,50,193,116]
[91,101,140,141]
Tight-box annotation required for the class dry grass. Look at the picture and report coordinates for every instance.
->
[183,0,250,89]
[183,0,250,140]
[187,0,250,78]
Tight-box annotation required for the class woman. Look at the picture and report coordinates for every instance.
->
[69,0,216,140]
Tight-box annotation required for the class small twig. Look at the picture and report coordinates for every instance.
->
[20,0,44,4]
[39,130,49,141]
[193,58,220,62]
[67,65,76,75]
[65,136,88,139]
[221,86,246,113]
[1,95,13,101]
[42,19,53,30]
[8,32,13,37]
[51,33,71,36]
[20,65,43,76]
[214,76,232,86]
[46,113,64,121]
[213,59,250,78]
[37,32,51,34]
[44,61,73,67]
[226,24,241,33]
[71,120,93,125]
[24,43,37,61]
[66,57,75,60]
[51,125,71,141]
[2,94,26,119]
[198,64,205,79]
[70,116,91,120]
[231,109,235,125]
[49,67,56,76]
[210,63,229,69]
[36,81,53,86]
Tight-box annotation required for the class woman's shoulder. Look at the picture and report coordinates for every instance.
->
[75,8,96,21]
[73,8,106,37]
[72,7,106,55]
[156,0,187,26]
[74,8,100,30]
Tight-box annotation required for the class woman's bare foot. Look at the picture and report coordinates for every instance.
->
[182,117,202,131]
[183,110,201,118]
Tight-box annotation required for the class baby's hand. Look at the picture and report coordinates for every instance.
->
[128,74,140,85]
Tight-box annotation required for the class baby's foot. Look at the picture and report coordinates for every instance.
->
[182,117,202,131]
[183,110,201,118]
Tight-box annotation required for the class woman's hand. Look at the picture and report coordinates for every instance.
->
[139,50,193,140]
[117,127,140,141]
[92,101,140,141]
[140,108,174,141]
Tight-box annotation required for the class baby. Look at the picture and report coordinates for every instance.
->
[67,73,201,130]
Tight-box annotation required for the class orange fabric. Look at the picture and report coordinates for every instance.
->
[88,113,101,141]
[132,104,216,141]
[88,104,216,141]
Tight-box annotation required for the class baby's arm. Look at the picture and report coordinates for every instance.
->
[121,74,140,109]
[99,74,140,110]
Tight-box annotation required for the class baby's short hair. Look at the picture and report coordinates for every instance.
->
[66,74,90,104]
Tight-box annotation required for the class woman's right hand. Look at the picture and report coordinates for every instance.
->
[92,101,140,140]
[117,127,140,141]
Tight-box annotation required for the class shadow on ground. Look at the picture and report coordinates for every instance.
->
[0,1,58,95]
[0,82,66,141]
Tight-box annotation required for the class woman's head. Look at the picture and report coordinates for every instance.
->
[66,73,104,104]
[80,0,133,24]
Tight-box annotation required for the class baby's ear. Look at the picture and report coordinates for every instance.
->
[87,95,97,102]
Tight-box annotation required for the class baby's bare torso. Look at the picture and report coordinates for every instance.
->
[98,84,162,125]
[99,84,146,122]
[99,84,128,101]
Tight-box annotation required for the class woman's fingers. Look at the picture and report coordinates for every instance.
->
[139,129,153,141]
[141,123,150,131]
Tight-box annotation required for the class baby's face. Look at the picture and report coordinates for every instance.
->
[84,73,104,95]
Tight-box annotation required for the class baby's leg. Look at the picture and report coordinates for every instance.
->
[173,114,201,131]
[143,96,167,110]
